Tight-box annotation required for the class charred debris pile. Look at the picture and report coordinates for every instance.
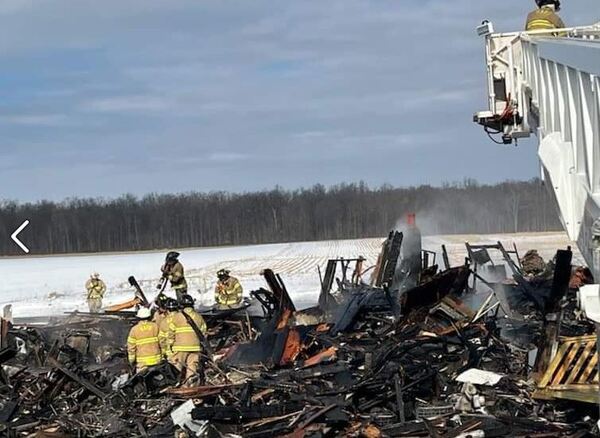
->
[1,232,599,437]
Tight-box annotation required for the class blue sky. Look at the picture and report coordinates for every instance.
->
[0,0,597,201]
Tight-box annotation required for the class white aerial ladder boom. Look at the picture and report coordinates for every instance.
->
[475,22,600,277]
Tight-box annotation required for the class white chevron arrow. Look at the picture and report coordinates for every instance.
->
[11,220,30,254]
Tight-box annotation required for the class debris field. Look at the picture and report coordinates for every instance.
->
[1,232,599,437]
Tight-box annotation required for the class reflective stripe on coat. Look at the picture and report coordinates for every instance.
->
[161,261,187,290]
[526,7,565,31]
[158,312,176,357]
[85,278,106,299]
[169,308,208,353]
[215,277,243,306]
[127,320,162,366]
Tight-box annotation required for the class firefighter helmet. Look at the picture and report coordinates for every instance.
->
[155,293,168,309]
[179,294,195,308]
[165,298,179,311]
[536,0,560,11]
[166,251,180,262]
[217,269,230,279]
[136,307,151,319]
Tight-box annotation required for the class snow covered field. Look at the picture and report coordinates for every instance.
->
[0,232,582,318]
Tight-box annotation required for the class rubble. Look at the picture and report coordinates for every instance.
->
[1,234,599,437]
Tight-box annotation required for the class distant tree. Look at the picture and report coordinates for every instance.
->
[0,179,562,255]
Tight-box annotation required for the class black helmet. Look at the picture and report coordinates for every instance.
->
[536,0,560,10]
[217,269,230,279]
[166,251,180,262]
[165,298,179,311]
[155,293,168,309]
[179,294,195,308]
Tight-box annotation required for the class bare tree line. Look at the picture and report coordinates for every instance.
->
[0,179,562,255]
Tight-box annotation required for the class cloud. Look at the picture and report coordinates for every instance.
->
[0,114,71,127]
[0,0,598,201]
[82,95,171,113]
[0,0,34,15]
[208,152,248,163]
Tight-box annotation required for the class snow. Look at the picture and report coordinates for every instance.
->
[0,232,582,318]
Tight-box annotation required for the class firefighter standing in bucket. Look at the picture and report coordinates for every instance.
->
[85,272,106,313]
[167,294,207,385]
[158,251,188,301]
[127,307,162,373]
[526,0,565,32]
[214,269,243,307]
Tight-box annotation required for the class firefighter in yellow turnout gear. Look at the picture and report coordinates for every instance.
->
[157,298,179,359]
[167,295,208,385]
[85,272,106,313]
[526,0,565,33]
[127,307,162,372]
[214,269,243,307]
[158,251,188,301]
[152,293,169,328]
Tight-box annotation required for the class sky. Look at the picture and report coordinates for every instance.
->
[0,0,598,202]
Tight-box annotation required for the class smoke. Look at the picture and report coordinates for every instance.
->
[394,211,445,237]
[390,179,560,236]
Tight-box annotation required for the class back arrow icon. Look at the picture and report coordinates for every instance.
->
[11,220,30,254]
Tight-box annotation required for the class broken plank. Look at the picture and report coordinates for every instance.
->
[47,357,107,400]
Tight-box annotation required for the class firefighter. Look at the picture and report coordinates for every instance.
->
[127,307,162,373]
[158,298,179,358]
[158,251,188,301]
[526,0,565,32]
[85,272,106,313]
[152,293,169,327]
[214,269,243,307]
[168,294,207,385]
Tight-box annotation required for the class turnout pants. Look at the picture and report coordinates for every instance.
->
[174,287,187,302]
[87,297,102,313]
[169,351,200,385]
